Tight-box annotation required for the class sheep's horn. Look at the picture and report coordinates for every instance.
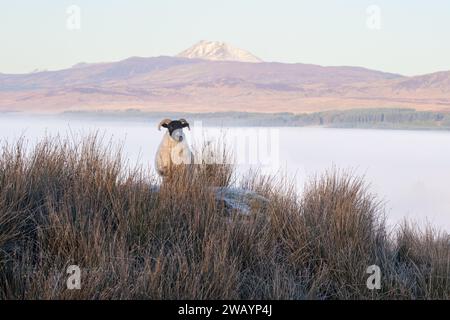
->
[179,118,190,130]
[158,118,172,131]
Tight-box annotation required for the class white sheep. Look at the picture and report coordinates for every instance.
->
[155,118,194,177]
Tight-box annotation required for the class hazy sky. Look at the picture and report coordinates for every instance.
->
[1,0,449,75]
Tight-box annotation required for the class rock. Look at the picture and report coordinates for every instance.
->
[212,187,269,216]
[150,184,269,216]
[149,185,160,193]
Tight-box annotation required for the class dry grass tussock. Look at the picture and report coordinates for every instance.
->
[0,135,449,299]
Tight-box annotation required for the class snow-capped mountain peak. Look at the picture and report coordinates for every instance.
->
[177,40,262,63]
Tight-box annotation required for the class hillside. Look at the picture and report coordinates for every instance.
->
[1,42,450,113]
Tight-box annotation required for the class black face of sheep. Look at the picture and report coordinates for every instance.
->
[158,118,190,142]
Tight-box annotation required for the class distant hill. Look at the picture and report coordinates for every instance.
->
[58,108,450,130]
[1,41,449,113]
[177,40,262,63]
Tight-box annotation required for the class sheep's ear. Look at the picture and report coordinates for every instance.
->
[158,118,172,131]
[179,118,190,130]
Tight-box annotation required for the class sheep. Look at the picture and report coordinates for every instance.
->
[155,118,194,177]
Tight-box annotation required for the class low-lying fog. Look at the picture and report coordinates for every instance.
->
[2,114,450,231]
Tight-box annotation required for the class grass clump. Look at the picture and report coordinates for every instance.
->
[0,135,449,299]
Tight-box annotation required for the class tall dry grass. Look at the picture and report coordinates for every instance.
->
[0,135,449,299]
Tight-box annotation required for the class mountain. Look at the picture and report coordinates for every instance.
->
[1,42,450,114]
[177,40,262,63]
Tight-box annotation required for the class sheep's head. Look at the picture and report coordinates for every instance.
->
[158,118,190,142]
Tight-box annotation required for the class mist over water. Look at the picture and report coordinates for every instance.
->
[1,114,450,231]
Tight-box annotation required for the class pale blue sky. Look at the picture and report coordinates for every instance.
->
[1,0,449,75]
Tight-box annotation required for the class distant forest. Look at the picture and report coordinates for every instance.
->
[60,108,450,130]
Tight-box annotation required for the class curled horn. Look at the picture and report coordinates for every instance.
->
[158,118,172,131]
[179,118,190,130]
